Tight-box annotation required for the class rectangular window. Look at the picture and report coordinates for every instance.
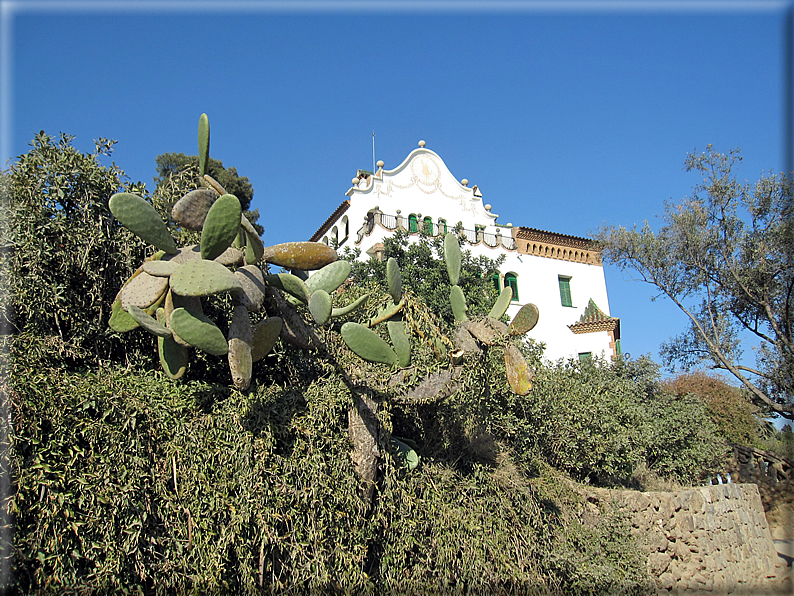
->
[615,339,622,355]
[558,276,572,307]
[504,273,519,301]
[578,352,592,362]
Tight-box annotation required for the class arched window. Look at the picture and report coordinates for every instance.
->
[504,272,519,301]
[331,226,339,247]
[341,215,349,241]
[439,219,448,235]
[423,216,433,235]
[408,214,418,233]
[321,236,329,246]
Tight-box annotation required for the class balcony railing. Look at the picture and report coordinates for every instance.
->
[354,209,517,251]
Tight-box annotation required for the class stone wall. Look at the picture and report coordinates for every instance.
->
[588,483,778,594]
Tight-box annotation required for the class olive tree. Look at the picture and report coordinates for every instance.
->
[595,146,793,420]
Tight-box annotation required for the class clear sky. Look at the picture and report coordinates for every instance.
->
[2,1,791,381]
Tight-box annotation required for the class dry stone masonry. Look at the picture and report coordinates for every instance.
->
[590,483,779,594]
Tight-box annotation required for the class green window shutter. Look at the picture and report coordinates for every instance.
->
[558,276,572,307]
[578,352,592,362]
[491,273,500,293]
[615,339,622,355]
[408,214,418,233]
[504,273,519,301]
[423,216,433,235]
[440,219,447,234]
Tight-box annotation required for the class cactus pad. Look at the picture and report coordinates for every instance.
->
[171,188,216,231]
[462,319,503,346]
[509,303,540,335]
[198,113,210,176]
[443,233,461,286]
[390,436,420,471]
[308,289,332,326]
[201,194,242,260]
[202,174,227,195]
[265,273,311,304]
[387,319,411,368]
[341,322,398,365]
[109,192,177,254]
[331,294,369,318]
[450,285,468,322]
[121,271,169,310]
[156,308,188,380]
[227,305,253,390]
[305,260,352,295]
[164,290,203,347]
[142,260,180,278]
[109,290,139,332]
[170,259,243,297]
[504,343,533,395]
[241,215,265,264]
[386,257,402,303]
[234,265,267,311]
[251,317,282,362]
[125,305,172,337]
[488,286,513,320]
[262,242,338,271]
[169,307,228,356]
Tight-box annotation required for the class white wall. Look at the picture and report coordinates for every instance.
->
[315,145,616,363]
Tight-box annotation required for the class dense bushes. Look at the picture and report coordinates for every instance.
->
[510,357,728,486]
[8,332,651,594]
[662,372,765,447]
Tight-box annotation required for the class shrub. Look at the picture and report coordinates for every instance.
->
[662,371,764,447]
[513,357,727,486]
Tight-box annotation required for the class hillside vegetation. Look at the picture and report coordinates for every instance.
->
[1,132,734,594]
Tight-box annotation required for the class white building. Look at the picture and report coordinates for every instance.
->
[310,141,620,362]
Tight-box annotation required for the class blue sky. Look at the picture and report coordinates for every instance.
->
[2,1,791,388]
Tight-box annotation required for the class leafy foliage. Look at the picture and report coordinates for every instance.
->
[154,152,263,236]
[595,146,794,420]
[662,372,764,448]
[0,132,153,364]
[513,357,727,485]
[343,230,504,330]
[8,329,650,594]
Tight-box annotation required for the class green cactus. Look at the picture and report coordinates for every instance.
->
[443,232,462,286]
[227,305,253,390]
[198,113,210,176]
[386,257,402,303]
[109,290,139,332]
[251,317,283,362]
[234,265,267,312]
[341,322,399,365]
[390,436,420,471]
[125,305,172,338]
[450,285,468,323]
[109,192,178,254]
[265,273,311,304]
[169,307,228,356]
[201,194,243,260]
[171,188,216,231]
[387,319,411,368]
[504,342,533,395]
[488,286,513,320]
[120,271,169,310]
[240,215,264,264]
[331,294,369,318]
[262,242,338,271]
[509,303,540,335]
[141,260,180,278]
[308,289,332,326]
[156,308,188,380]
[305,260,352,294]
[169,259,243,297]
